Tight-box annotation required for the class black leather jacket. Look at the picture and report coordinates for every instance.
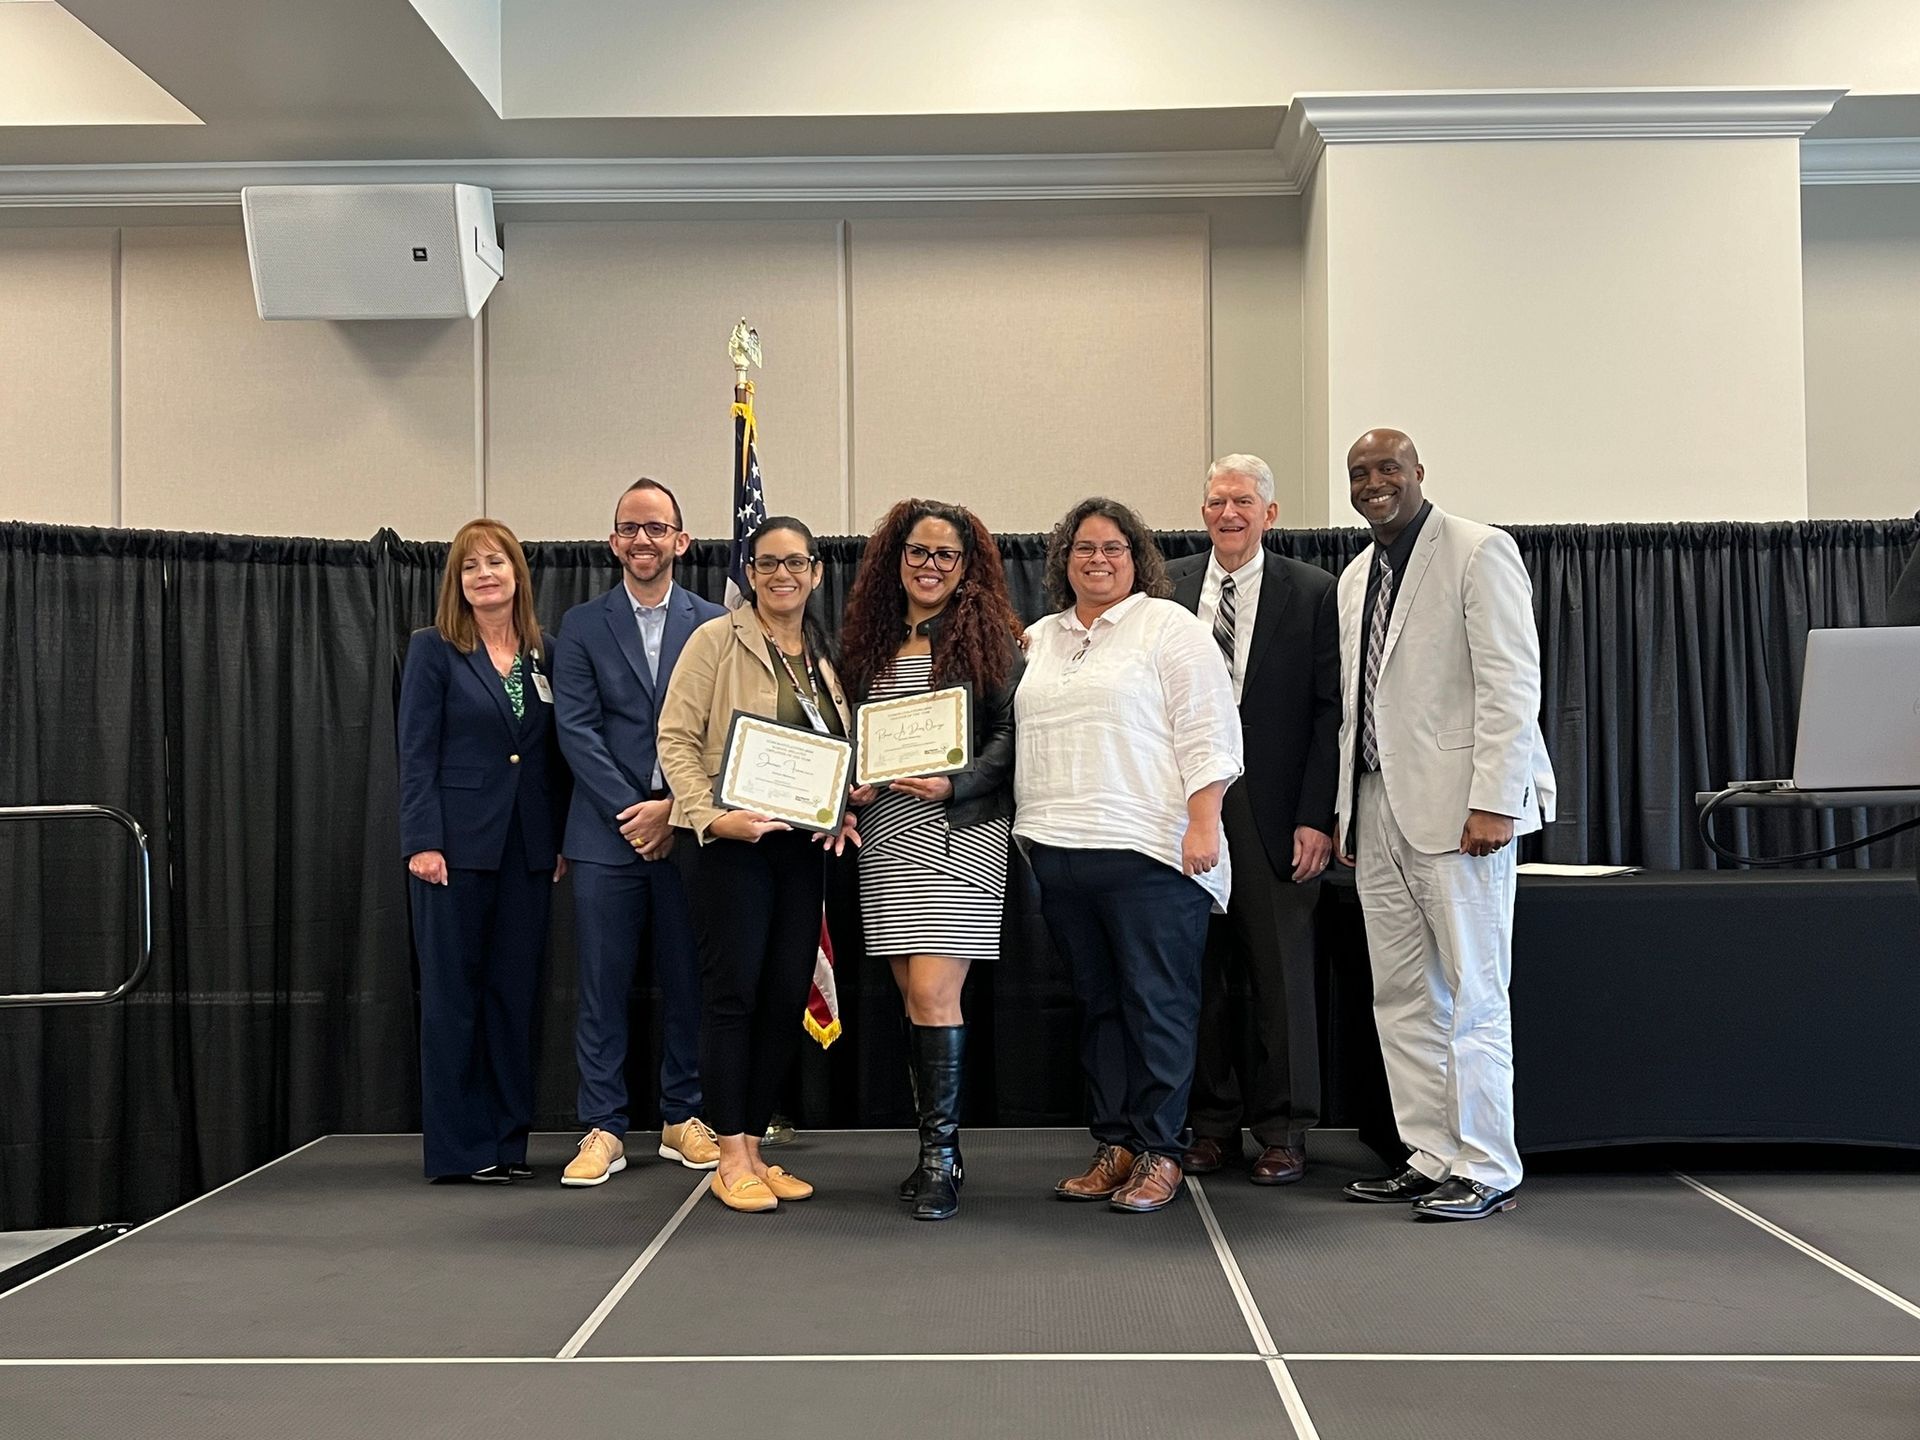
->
[865,611,1024,832]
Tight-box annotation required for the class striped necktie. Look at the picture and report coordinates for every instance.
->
[1361,556,1393,769]
[1212,573,1237,677]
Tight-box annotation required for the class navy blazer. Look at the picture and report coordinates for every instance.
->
[1168,547,1342,873]
[551,581,725,867]
[397,628,567,870]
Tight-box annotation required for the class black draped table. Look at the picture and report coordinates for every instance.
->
[1315,868,1920,1154]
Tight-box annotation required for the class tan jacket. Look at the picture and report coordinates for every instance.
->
[658,606,853,841]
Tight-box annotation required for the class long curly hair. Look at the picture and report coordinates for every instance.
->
[1043,496,1172,612]
[838,499,1024,701]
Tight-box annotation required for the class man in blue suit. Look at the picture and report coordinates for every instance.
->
[551,478,725,1186]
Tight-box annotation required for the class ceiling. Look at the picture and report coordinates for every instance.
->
[0,0,1915,196]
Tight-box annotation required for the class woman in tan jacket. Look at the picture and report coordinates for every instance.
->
[657,515,856,1212]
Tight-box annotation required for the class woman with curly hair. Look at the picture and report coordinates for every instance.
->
[1015,497,1243,1214]
[839,499,1025,1220]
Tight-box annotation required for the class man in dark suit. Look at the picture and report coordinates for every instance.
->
[1171,453,1342,1185]
[551,478,725,1187]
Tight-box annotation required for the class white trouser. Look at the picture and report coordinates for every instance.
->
[1354,772,1522,1191]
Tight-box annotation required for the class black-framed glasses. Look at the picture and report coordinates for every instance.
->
[1070,540,1132,559]
[902,542,964,573]
[750,553,817,576]
[614,520,680,541]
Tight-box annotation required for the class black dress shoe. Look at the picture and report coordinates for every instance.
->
[504,1164,534,1180]
[1342,1166,1443,1203]
[1411,1176,1517,1221]
[429,1167,515,1185]
[1182,1135,1243,1174]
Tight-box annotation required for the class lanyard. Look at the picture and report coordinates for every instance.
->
[765,631,833,735]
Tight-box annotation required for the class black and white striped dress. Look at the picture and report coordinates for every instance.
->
[859,655,1011,962]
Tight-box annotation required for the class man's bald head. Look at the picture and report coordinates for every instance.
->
[1348,429,1419,472]
[1347,429,1426,540]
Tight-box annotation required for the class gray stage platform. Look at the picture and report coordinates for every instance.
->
[1,1131,1916,1438]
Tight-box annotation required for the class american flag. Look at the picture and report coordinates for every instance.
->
[727,380,841,1048]
[724,391,766,609]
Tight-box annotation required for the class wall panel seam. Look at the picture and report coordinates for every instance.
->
[110,227,123,528]
[838,217,854,533]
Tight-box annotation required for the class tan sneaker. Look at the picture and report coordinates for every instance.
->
[659,1117,720,1170]
[561,1128,626,1187]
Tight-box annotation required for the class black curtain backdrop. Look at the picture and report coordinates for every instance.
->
[2,516,1915,1228]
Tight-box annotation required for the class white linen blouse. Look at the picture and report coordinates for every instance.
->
[1013,591,1245,911]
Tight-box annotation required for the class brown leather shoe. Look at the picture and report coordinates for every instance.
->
[1250,1144,1307,1186]
[1110,1152,1183,1212]
[1181,1135,1242,1174]
[1055,1143,1137,1200]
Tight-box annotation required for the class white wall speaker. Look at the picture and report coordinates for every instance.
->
[241,183,504,320]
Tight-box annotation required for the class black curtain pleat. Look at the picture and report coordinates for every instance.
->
[1,514,1914,1229]
[163,532,419,1197]
[0,526,177,1228]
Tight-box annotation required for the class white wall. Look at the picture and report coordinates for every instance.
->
[1314,138,1812,524]
[2,202,1278,540]
[0,227,116,526]
[1803,185,1920,521]
[7,179,1918,537]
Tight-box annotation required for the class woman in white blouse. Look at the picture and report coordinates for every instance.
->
[1015,497,1244,1214]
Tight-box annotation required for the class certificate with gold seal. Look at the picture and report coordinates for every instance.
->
[854,685,972,786]
[717,712,853,833]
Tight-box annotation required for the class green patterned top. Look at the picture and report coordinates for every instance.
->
[502,653,525,720]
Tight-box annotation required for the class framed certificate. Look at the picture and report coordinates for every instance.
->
[717,712,854,833]
[854,685,972,786]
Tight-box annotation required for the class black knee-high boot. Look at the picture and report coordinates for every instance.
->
[898,1018,923,1201]
[909,1023,965,1221]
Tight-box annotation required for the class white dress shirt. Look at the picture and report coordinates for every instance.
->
[1195,548,1264,704]
[1014,592,1245,911]
[630,580,674,789]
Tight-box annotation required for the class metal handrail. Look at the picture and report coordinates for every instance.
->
[0,804,153,1008]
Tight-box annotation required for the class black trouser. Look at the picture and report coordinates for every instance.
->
[1028,844,1213,1159]
[411,812,551,1178]
[673,827,823,1138]
[1187,782,1323,1149]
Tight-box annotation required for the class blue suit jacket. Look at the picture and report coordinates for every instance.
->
[397,629,567,870]
[551,581,724,866]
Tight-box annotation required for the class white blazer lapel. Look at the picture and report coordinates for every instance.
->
[1379,510,1444,670]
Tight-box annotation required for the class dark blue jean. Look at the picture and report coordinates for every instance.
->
[1027,844,1213,1159]
[571,853,703,1136]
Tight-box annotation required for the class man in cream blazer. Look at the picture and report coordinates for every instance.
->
[1334,429,1555,1222]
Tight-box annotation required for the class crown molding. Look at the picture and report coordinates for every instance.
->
[3,94,1906,211]
[1286,88,1846,145]
[1800,137,1920,185]
[0,150,1299,209]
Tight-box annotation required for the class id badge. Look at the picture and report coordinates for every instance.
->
[531,671,554,705]
[798,695,832,735]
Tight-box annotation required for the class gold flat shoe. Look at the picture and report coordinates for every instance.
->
[710,1171,778,1213]
[760,1165,814,1201]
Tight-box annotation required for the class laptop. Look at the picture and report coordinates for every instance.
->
[1790,627,1920,790]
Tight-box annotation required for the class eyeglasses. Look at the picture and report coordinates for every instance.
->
[1070,541,1132,560]
[750,554,817,576]
[614,520,679,540]
[902,543,964,572]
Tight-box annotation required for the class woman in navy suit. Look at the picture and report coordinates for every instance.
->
[399,518,568,1183]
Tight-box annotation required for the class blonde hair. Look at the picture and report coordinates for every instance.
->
[436,519,542,656]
